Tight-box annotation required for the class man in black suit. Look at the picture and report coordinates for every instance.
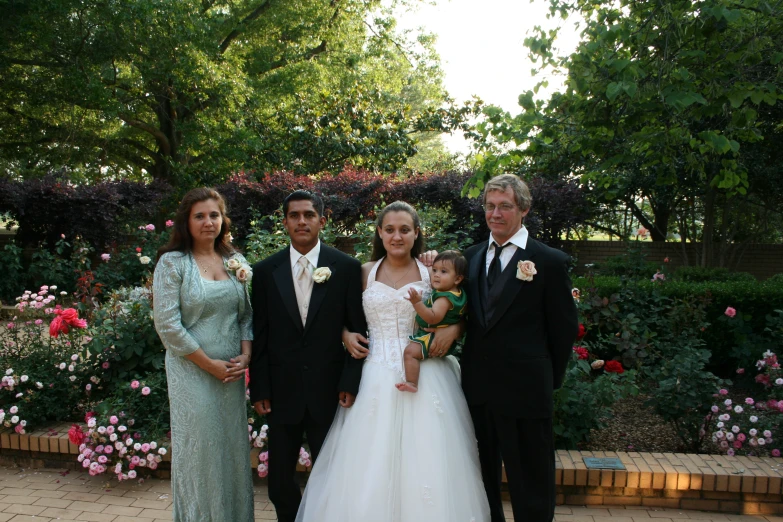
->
[249,190,365,522]
[462,174,578,522]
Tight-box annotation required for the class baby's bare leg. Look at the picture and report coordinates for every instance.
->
[396,342,423,393]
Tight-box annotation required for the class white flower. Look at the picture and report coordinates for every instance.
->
[139,256,151,265]
[235,264,252,283]
[87,418,97,428]
[516,260,537,282]
[97,426,106,434]
[750,416,759,423]
[69,375,76,382]
[71,354,78,361]
[10,416,19,424]
[9,406,18,414]
[764,430,773,438]
[134,443,141,451]
[734,406,744,414]
[724,399,732,406]
[750,428,758,436]
[50,285,57,290]
[15,393,22,398]
[149,441,157,449]
[115,441,123,450]
[35,382,43,389]
[732,425,740,433]
[109,433,118,442]
[226,258,241,270]
[125,438,133,446]
[312,267,332,284]
[5,369,12,375]
[759,438,767,446]
[717,422,725,428]
[158,447,167,455]
[68,365,75,372]
[58,363,66,370]
[776,378,783,386]
[726,432,735,441]
[60,291,67,296]
[118,425,127,432]
[20,420,26,427]
[764,350,776,358]
[20,375,28,383]
[128,470,137,479]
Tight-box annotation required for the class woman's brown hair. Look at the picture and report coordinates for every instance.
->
[157,187,235,259]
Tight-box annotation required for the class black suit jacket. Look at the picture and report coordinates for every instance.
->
[462,237,578,419]
[249,244,366,425]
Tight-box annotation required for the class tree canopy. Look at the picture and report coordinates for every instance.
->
[0,0,465,184]
[467,0,783,259]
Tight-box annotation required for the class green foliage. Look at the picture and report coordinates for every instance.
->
[673,266,756,283]
[467,0,783,250]
[92,372,170,440]
[417,205,478,254]
[86,287,165,383]
[553,355,638,449]
[0,0,461,183]
[0,243,25,303]
[645,347,728,452]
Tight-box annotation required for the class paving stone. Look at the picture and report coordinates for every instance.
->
[38,507,85,520]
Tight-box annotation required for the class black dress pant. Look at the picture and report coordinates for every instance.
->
[470,403,556,522]
[267,408,332,522]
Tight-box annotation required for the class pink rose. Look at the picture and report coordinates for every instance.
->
[141,387,151,396]
[166,220,174,228]
[773,449,781,457]
[736,368,745,374]
[130,380,140,390]
[516,260,537,282]
[101,253,110,262]
[725,307,737,318]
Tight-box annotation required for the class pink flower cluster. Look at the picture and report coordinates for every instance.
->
[651,271,666,283]
[754,350,782,388]
[79,409,167,480]
[15,285,60,312]
[0,403,27,434]
[710,391,780,457]
[138,224,156,232]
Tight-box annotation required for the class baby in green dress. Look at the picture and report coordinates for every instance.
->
[398,250,468,393]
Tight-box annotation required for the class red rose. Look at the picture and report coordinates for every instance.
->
[136,247,142,253]
[49,316,69,338]
[68,424,85,446]
[84,411,95,422]
[605,360,624,374]
[573,346,589,360]
[56,308,87,329]
[576,324,586,341]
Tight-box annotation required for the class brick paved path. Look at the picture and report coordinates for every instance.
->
[0,466,778,522]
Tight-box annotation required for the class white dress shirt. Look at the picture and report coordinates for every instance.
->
[290,241,321,324]
[289,240,321,274]
[485,226,529,274]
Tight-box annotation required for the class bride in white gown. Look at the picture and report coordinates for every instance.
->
[296,202,489,522]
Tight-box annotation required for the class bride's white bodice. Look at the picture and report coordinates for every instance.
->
[363,258,430,380]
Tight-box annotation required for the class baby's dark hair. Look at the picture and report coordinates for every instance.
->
[434,250,467,283]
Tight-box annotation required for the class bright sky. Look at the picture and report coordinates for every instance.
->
[395,0,583,154]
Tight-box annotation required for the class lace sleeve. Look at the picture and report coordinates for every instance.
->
[153,253,201,356]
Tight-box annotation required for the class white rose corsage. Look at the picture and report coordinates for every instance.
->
[226,256,252,284]
[312,267,332,283]
[516,260,537,282]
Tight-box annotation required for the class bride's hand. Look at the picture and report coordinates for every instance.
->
[343,329,370,359]
[423,323,463,357]
[418,250,438,267]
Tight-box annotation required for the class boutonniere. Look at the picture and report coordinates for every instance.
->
[226,256,253,284]
[516,260,537,282]
[312,267,332,283]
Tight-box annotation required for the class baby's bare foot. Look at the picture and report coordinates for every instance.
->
[395,382,418,393]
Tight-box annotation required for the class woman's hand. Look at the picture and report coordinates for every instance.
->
[224,353,250,383]
[343,329,370,359]
[205,359,237,381]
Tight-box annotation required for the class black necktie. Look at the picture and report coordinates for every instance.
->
[487,242,509,289]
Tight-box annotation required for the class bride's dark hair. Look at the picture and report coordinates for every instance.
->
[370,201,425,261]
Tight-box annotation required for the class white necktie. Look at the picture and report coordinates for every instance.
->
[296,256,312,291]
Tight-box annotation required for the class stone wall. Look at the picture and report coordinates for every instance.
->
[563,241,783,280]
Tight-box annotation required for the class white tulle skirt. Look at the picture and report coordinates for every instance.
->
[296,357,490,522]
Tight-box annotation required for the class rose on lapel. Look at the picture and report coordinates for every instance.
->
[236,266,252,283]
[516,260,537,282]
[313,267,332,283]
[226,258,241,270]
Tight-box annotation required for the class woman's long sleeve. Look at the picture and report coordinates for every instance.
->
[153,254,201,357]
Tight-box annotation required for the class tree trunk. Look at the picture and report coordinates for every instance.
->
[701,184,716,268]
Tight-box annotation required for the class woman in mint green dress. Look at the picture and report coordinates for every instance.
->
[153,188,254,522]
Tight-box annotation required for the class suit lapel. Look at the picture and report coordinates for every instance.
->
[272,248,304,333]
[303,245,334,334]
[468,242,488,327]
[485,241,539,332]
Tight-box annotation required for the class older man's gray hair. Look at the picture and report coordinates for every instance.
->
[483,174,532,212]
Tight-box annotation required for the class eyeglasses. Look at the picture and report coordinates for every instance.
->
[483,203,517,213]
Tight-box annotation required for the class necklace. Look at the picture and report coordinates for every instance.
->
[194,252,219,274]
[382,260,416,289]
